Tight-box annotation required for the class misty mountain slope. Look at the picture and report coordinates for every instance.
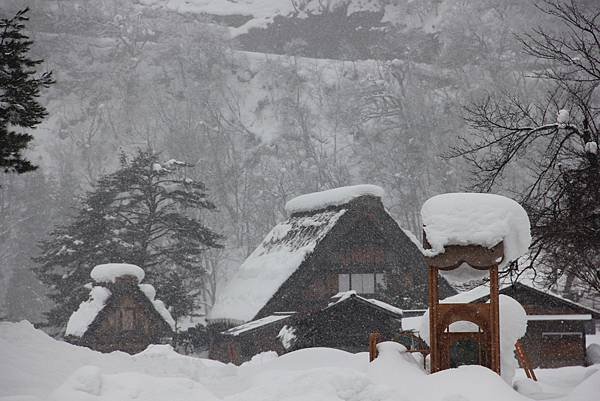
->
[1,0,585,323]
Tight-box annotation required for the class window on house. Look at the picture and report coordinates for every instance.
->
[338,273,385,294]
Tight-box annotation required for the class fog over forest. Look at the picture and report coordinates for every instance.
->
[1,0,598,329]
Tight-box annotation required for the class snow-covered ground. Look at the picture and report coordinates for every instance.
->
[1,321,598,401]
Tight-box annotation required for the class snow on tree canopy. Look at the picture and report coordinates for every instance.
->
[284,184,384,214]
[90,263,145,283]
[209,209,346,323]
[421,193,531,268]
[65,286,111,337]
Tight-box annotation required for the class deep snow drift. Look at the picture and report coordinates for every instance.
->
[1,321,598,401]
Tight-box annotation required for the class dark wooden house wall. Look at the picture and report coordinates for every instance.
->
[77,289,172,354]
[522,320,587,368]
[472,284,596,368]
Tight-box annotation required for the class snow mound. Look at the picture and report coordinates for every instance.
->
[52,365,218,401]
[3,321,597,401]
[285,184,384,214]
[65,286,112,337]
[421,193,531,268]
[586,343,600,365]
[90,263,145,283]
[499,295,528,383]
[369,341,425,386]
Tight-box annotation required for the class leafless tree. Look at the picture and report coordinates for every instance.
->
[448,0,600,298]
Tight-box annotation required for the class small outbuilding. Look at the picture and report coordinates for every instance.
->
[212,291,403,364]
[65,263,175,354]
[422,279,600,368]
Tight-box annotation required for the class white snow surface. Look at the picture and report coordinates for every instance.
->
[277,325,297,350]
[498,295,528,383]
[90,263,145,283]
[209,209,346,322]
[557,109,570,125]
[421,193,531,269]
[223,314,291,336]
[329,291,403,316]
[1,321,597,401]
[65,286,112,338]
[139,283,176,331]
[285,184,384,214]
[585,141,598,154]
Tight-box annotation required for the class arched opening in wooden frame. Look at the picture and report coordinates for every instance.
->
[424,238,502,375]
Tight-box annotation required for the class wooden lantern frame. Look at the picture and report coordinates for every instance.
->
[425,238,502,375]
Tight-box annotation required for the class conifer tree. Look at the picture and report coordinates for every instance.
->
[35,149,223,331]
[0,8,54,173]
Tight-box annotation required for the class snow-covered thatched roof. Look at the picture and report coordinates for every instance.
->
[209,184,385,324]
[66,264,175,337]
[208,208,346,323]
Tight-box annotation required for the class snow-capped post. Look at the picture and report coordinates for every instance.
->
[420,193,531,376]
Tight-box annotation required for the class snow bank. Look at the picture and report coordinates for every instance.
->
[65,287,112,337]
[2,321,597,401]
[90,263,145,283]
[421,193,531,270]
[52,365,218,401]
[369,341,425,385]
[285,184,384,214]
[566,370,600,401]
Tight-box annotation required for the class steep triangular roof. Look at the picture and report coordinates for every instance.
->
[208,185,385,324]
[66,280,175,338]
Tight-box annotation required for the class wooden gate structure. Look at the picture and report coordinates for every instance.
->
[424,239,502,375]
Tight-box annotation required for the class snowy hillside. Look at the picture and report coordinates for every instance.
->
[1,321,598,400]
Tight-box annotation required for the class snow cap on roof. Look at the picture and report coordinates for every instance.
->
[421,193,531,267]
[285,184,384,214]
[90,263,145,283]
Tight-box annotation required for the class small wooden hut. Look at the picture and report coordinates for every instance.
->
[65,264,175,354]
[441,280,600,368]
[212,292,403,364]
